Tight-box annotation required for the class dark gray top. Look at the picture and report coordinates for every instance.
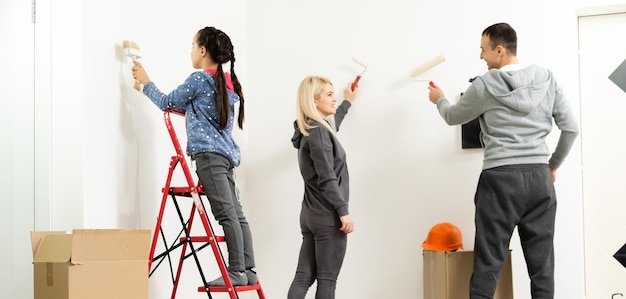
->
[291,101,352,222]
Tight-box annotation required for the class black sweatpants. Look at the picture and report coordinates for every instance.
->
[470,164,556,299]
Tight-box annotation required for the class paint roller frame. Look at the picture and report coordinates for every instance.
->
[351,58,367,91]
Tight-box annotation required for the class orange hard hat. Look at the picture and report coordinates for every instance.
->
[422,222,463,252]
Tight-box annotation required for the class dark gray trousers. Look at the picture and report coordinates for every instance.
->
[470,164,556,299]
[287,210,347,299]
[194,152,255,272]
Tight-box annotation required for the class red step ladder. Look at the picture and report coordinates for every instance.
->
[148,110,266,299]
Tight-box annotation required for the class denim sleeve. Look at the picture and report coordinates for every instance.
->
[143,73,203,112]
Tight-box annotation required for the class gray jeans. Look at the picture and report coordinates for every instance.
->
[471,164,556,299]
[287,210,347,299]
[193,152,255,272]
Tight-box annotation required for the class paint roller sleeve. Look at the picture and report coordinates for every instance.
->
[410,54,445,77]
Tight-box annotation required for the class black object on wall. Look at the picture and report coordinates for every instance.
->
[462,117,483,149]
[460,79,484,149]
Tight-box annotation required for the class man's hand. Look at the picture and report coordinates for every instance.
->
[428,82,444,104]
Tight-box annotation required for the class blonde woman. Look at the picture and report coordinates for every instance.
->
[288,76,358,299]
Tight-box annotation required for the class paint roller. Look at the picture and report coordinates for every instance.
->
[409,54,445,88]
[351,58,367,91]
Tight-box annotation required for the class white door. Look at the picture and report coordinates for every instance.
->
[578,10,626,298]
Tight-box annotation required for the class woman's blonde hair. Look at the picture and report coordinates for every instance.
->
[296,76,335,136]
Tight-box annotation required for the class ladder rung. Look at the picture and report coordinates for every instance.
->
[198,283,263,293]
[163,186,206,196]
[181,236,226,243]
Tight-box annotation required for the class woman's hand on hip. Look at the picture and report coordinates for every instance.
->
[339,214,354,234]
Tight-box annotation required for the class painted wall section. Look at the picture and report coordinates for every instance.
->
[79,1,248,298]
[6,0,626,298]
[245,1,594,298]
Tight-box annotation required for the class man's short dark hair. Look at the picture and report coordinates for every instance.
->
[482,22,517,56]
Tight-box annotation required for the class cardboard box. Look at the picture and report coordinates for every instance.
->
[31,229,151,299]
[423,250,513,299]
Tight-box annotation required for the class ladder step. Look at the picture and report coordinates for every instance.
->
[181,236,226,243]
[198,283,263,293]
[163,186,205,196]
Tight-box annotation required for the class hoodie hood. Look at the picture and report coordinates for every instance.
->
[291,120,303,149]
[204,69,234,91]
[478,65,552,113]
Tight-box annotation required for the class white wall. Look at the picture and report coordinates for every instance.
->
[1,1,35,298]
[246,1,589,298]
[6,0,626,298]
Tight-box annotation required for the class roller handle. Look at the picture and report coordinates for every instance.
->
[351,75,362,91]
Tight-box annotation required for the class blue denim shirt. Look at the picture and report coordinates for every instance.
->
[143,71,241,166]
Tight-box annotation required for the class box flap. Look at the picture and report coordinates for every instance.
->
[71,229,151,262]
[33,234,73,262]
[31,231,67,258]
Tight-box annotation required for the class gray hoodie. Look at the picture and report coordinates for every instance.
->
[436,64,579,170]
[291,101,351,222]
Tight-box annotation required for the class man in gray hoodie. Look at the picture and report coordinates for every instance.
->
[428,23,579,299]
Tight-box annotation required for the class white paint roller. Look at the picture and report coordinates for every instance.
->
[352,58,368,70]
[351,58,368,91]
[409,54,445,77]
